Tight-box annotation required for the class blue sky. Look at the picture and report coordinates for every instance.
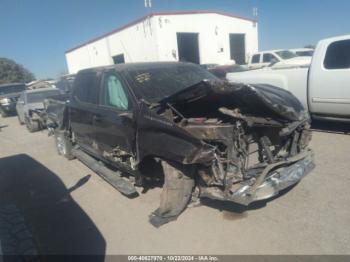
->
[0,0,349,79]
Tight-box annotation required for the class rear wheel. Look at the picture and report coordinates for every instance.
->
[54,130,74,160]
[25,117,40,132]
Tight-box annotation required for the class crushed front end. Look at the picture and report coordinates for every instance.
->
[156,80,315,206]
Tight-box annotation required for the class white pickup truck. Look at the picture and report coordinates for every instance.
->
[227,35,350,122]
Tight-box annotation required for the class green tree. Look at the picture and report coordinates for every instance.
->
[0,58,35,84]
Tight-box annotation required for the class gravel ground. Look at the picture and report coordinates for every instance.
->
[0,116,350,255]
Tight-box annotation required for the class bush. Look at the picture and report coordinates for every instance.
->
[0,57,35,84]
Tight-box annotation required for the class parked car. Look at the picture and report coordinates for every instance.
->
[248,49,311,69]
[46,62,314,226]
[228,35,350,122]
[200,64,219,70]
[16,88,61,132]
[0,83,26,117]
[207,64,247,79]
[289,48,314,57]
[55,74,76,94]
[26,80,55,90]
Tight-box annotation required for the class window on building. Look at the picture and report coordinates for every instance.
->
[101,73,129,110]
[324,39,350,69]
[113,54,125,64]
[73,71,100,104]
[263,53,277,63]
[251,54,260,63]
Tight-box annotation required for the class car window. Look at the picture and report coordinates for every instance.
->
[101,73,129,110]
[263,53,277,63]
[275,50,297,60]
[296,51,313,56]
[27,90,61,103]
[251,54,260,64]
[324,39,350,69]
[73,71,100,104]
[0,84,25,96]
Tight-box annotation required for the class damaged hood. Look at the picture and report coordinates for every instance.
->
[159,80,308,122]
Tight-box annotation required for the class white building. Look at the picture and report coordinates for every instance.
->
[65,11,258,74]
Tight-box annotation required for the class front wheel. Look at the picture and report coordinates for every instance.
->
[17,115,24,125]
[0,108,7,118]
[149,161,195,227]
[54,130,75,160]
[25,118,40,133]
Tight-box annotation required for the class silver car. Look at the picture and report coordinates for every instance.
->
[16,88,61,132]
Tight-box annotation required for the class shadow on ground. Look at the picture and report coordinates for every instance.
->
[0,154,106,258]
[311,119,350,134]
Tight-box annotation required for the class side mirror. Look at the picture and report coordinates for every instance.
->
[270,58,278,65]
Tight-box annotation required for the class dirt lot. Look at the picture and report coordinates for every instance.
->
[0,116,350,255]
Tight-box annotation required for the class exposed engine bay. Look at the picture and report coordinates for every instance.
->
[147,80,314,225]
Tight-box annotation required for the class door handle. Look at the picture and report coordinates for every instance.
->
[93,115,103,122]
[93,115,102,122]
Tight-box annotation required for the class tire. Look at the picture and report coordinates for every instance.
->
[149,161,195,227]
[17,115,24,125]
[0,205,39,257]
[54,130,75,160]
[25,117,40,133]
[0,108,7,118]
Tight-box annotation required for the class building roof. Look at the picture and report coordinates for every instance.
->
[65,10,257,54]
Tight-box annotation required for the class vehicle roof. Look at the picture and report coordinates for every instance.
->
[289,48,314,52]
[0,82,25,88]
[253,49,287,54]
[24,87,59,94]
[78,61,197,74]
[318,34,350,45]
[59,73,76,79]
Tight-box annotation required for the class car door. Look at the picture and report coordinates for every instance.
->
[249,54,261,69]
[308,38,350,117]
[93,70,136,158]
[262,53,279,67]
[16,92,26,122]
[69,70,102,155]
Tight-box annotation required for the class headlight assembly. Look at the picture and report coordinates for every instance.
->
[0,98,11,104]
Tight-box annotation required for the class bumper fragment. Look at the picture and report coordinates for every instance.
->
[200,150,315,206]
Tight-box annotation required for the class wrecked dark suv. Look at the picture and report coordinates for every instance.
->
[47,62,314,226]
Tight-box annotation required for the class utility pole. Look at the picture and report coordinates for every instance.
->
[252,7,258,27]
[253,7,258,17]
[144,0,152,8]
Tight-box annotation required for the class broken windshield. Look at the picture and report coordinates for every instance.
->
[125,63,217,103]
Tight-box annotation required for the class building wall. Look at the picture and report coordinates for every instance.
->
[65,13,258,74]
[107,17,159,64]
[66,18,159,74]
[155,13,258,65]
